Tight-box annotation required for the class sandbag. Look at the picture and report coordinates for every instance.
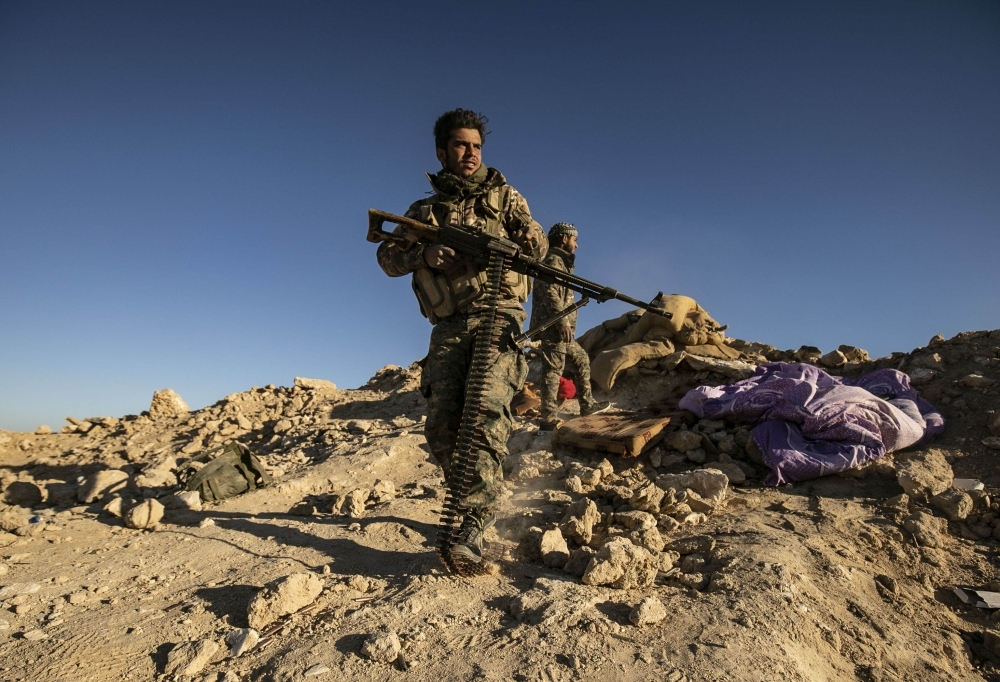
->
[591,340,675,392]
[625,294,699,343]
[577,310,641,357]
[553,411,689,458]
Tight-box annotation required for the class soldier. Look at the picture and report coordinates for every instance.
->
[531,222,610,431]
[376,109,547,564]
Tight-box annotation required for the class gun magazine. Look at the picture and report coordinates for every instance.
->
[434,248,509,577]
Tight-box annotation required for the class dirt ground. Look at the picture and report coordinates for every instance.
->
[1,329,998,682]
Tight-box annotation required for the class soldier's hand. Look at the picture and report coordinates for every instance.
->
[424,245,458,269]
[510,226,537,251]
[559,325,574,343]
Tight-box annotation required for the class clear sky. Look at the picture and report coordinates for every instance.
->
[1,1,998,432]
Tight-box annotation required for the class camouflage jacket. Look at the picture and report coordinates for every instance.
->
[376,167,547,316]
[529,246,578,335]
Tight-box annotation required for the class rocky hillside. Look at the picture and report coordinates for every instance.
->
[0,330,998,681]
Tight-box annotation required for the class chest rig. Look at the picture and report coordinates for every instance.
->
[411,184,530,324]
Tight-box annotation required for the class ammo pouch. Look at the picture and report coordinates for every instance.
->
[184,442,272,502]
[412,261,485,325]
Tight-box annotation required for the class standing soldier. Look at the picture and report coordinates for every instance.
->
[375,109,547,564]
[531,223,610,430]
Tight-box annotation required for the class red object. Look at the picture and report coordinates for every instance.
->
[558,377,577,400]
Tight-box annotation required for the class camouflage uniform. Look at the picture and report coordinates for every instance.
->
[376,165,547,516]
[530,242,596,422]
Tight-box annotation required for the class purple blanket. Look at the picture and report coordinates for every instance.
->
[678,363,945,486]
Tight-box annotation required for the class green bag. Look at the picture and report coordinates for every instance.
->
[185,442,272,502]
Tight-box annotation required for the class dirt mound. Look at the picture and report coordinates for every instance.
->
[1,331,998,681]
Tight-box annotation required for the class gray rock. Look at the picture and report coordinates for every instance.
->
[360,627,401,663]
[149,389,189,420]
[247,573,323,630]
[629,596,667,626]
[711,459,746,484]
[959,374,996,388]
[685,448,706,464]
[164,639,219,676]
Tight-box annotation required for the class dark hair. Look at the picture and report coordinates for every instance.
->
[434,108,489,150]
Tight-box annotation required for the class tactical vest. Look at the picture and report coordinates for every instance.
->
[411,184,530,324]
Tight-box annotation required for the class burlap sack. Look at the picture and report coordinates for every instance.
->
[591,340,675,392]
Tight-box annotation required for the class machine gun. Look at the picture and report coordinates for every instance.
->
[367,208,670,576]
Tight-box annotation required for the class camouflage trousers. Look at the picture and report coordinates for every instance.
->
[420,311,528,516]
[539,338,594,422]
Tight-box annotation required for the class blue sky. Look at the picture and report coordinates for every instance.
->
[1,1,998,432]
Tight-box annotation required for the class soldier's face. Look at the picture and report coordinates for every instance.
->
[436,128,482,177]
[565,234,578,253]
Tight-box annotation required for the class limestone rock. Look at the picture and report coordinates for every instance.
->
[563,547,596,577]
[294,377,338,391]
[667,534,716,555]
[370,480,395,503]
[930,489,973,521]
[615,510,657,531]
[0,509,27,532]
[164,639,219,676]
[124,499,165,530]
[581,538,658,589]
[149,389,189,420]
[509,577,601,625]
[989,412,1000,437]
[959,374,996,388]
[820,350,847,368]
[78,470,129,503]
[540,528,570,568]
[983,437,1000,451]
[247,573,323,630]
[561,498,602,545]
[163,490,202,512]
[344,489,369,518]
[902,511,944,548]
[360,627,401,663]
[838,345,869,363]
[711,460,745,485]
[794,346,822,363]
[103,497,124,517]
[894,449,952,501]
[666,430,702,453]
[629,483,664,513]
[657,469,729,504]
[3,482,42,507]
[629,596,667,626]
[34,425,52,435]
[225,628,259,657]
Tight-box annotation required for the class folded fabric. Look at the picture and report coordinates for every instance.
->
[678,363,945,486]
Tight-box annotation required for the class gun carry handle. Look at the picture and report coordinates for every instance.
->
[367,209,438,244]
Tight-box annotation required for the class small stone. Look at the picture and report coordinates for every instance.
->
[629,596,667,626]
[894,449,953,501]
[34,425,52,435]
[561,498,602,545]
[989,412,1000,437]
[984,630,1000,658]
[680,553,706,573]
[273,419,293,434]
[78,470,129,503]
[68,591,89,605]
[124,499,165,530]
[304,663,332,677]
[247,573,323,630]
[149,389,189,420]
[931,489,973,521]
[225,628,259,657]
[22,629,48,641]
[103,498,124,518]
[615,510,657,531]
[711,460,745,484]
[361,627,401,663]
[667,430,703,452]
[983,437,1000,451]
[902,511,943,548]
[294,377,337,391]
[927,334,945,348]
[820,350,848,368]
[164,639,219,676]
[540,528,570,568]
[563,547,596,577]
[629,483,664,513]
[838,345,869,363]
[677,572,708,590]
[596,458,614,478]
[794,346,822,363]
[172,491,203,512]
[0,509,27,532]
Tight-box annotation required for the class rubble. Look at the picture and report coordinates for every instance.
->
[164,639,219,676]
[148,388,190,420]
[629,596,667,625]
[360,627,401,663]
[247,573,323,630]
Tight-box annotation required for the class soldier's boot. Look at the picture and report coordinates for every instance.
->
[580,400,612,416]
[451,510,496,564]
